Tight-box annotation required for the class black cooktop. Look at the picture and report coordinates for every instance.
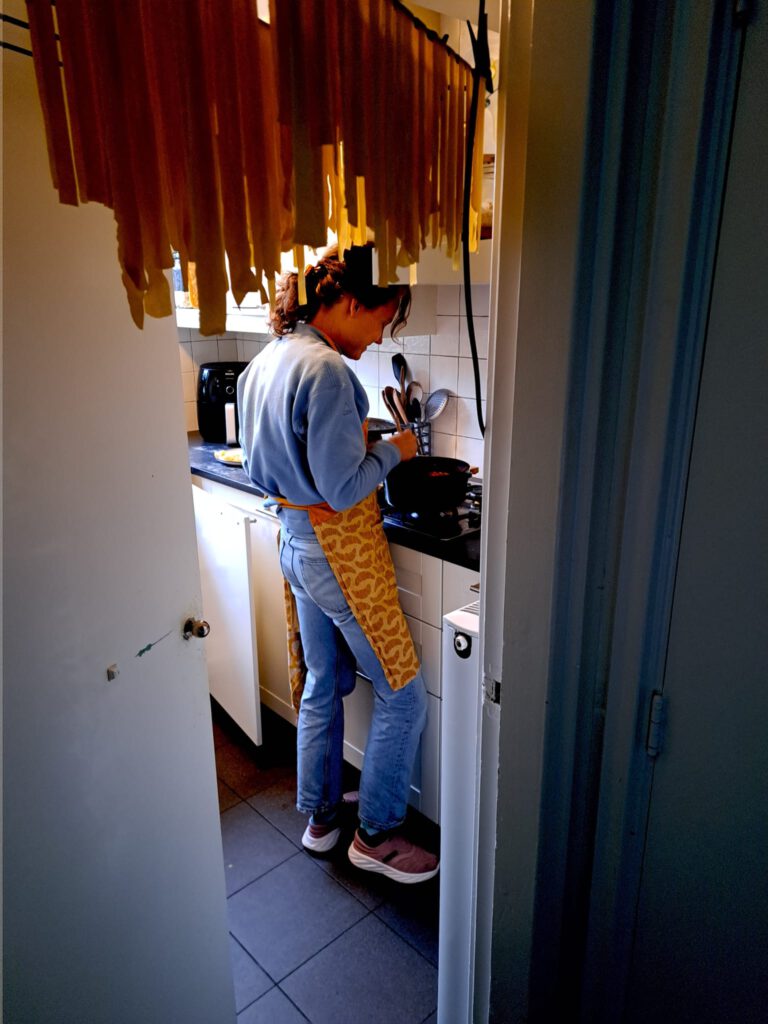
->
[380,481,482,542]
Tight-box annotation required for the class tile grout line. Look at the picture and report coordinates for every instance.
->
[225,848,304,899]
[223,795,439,958]
[371,908,440,971]
[274,909,377,987]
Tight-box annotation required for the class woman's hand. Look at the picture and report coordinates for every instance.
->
[387,429,418,461]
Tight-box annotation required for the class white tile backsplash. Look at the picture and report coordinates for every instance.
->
[458,357,488,400]
[401,353,430,392]
[432,432,457,458]
[455,396,485,440]
[355,350,380,387]
[181,371,196,403]
[459,316,489,358]
[217,337,239,361]
[436,285,461,315]
[402,334,430,355]
[429,355,459,393]
[456,436,485,470]
[179,341,194,375]
[178,282,490,466]
[191,338,219,367]
[431,316,461,356]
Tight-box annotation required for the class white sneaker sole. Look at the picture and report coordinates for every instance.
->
[347,842,440,884]
[302,825,341,854]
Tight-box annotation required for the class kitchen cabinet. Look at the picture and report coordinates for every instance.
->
[190,473,480,824]
[192,476,295,725]
[191,485,262,745]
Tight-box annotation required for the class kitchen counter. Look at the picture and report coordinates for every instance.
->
[188,434,480,572]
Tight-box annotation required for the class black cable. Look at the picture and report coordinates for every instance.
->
[462,1,493,438]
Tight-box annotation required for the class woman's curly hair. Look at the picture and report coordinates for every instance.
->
[269,243,411,338]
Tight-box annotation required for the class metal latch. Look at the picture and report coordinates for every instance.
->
[646,691,666,757]
[484,674,501,704]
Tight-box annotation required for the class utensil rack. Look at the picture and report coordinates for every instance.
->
[411,420,432,455]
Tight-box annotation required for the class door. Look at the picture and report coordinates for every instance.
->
[3,28,235,1024]
[624,9,768,1021]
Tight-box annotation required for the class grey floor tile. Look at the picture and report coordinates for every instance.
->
[310,839,389,911]
[221,802,297,896]
[230,935,274,1011]
[281,913,437,1024]
[228,853,368,981]
[374,875,440,965]
[215,736,294,800]
[246,775,306,847]
[218,778,242,812]
[237,986,309,1023]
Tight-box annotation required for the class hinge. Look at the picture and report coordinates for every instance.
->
[484,674,501,704]
[645,691,666,758]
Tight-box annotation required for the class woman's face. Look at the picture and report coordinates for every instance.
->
[333,297,401,361]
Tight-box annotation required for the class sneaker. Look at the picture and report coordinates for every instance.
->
[302,819,342,854]
[348,830,439,884]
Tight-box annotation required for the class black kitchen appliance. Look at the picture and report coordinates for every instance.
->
[197,362,249,443]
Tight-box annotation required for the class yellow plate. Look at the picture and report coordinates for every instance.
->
[213,448,244,465]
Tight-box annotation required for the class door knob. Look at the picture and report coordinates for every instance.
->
[183,617,210,640]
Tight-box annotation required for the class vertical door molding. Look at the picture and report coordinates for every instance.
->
[581,3,753,1019]
[524,1,751,1020]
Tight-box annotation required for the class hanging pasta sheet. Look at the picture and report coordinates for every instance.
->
[28,0,484,335]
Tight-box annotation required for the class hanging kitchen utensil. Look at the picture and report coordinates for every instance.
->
[424,388,451,422]
[382,387,406,431]
[405,381,423,420]
[408,397,423,423]
[391,389,410,431]
[392,353,409,404]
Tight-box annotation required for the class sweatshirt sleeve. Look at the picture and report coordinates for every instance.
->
[304,372,401,510]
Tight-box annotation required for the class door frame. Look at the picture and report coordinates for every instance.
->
[517,1,751,1020]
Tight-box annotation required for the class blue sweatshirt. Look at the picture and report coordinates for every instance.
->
[237,324,401,535]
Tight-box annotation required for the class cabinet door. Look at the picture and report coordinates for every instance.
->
[246,512,295,724]
[405,613,442,699]
[390,543,443,627]
[192,486,262,745]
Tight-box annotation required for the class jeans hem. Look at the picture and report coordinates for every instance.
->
[358,814,406,833]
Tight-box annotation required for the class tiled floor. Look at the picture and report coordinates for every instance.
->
[211,700,440,1024]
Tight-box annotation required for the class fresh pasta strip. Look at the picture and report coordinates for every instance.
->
[29,0,482,333]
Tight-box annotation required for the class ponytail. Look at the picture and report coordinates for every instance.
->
[269,244,411,338]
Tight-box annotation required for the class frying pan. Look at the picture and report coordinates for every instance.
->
[384,456,473,513]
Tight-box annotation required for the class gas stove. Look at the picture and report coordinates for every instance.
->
[381,481,482,542]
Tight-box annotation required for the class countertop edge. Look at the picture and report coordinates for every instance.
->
[188,435,480,573]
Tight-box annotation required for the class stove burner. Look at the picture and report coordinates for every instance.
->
[379,480,483,541]
[382,502,481,541]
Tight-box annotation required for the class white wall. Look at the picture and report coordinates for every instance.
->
[178,284,490,470]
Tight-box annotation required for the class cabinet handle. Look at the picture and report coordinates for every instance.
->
[470,582,480,593]
[183,617,211,640]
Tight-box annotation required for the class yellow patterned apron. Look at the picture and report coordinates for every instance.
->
[277,445,419,713]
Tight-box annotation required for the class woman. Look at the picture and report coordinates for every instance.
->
[237,244,439,884]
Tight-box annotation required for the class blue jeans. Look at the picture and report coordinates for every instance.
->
[279,530,428,832]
